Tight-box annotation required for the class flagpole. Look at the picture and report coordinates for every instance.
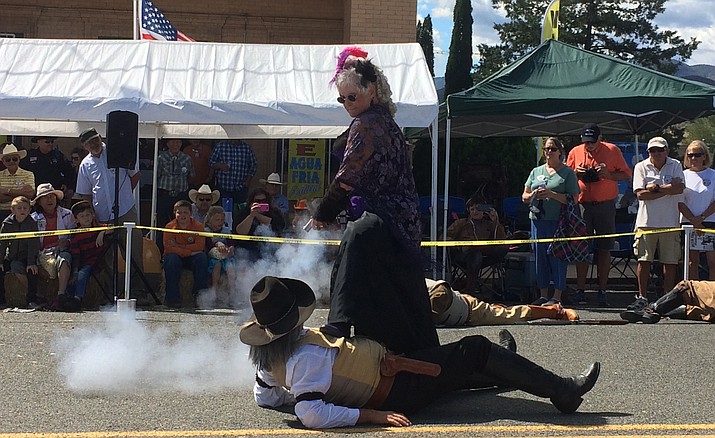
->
[133,0,139,40]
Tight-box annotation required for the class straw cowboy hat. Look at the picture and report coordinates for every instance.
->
[259,172,283,185]
[188,184,220,205]
[32,183,64,205]
[0,144,27,161]
[294,199,309,210]
[239,276,316,346]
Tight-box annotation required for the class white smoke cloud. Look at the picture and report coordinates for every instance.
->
[55,230,340,394]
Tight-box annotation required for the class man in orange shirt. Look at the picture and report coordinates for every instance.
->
[566,124,632,306]
[163,199,208,308]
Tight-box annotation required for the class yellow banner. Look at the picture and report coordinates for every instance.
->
[541,0,560,43]
[287,139,326,201]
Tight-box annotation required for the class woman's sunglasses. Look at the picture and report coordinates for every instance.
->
[687,152,704,158]
[337,94,358,104]
[544,147,560,152]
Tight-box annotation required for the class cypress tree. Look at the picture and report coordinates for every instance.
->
[444,0,474,98]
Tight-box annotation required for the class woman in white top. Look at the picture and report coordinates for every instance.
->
[678,140,715,280]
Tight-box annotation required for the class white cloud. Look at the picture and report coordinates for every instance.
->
[427,0,715,77]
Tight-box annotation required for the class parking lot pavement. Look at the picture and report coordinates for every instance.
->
[1,306,713,437]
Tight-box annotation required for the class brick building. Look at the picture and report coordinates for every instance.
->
[0,0,417,44]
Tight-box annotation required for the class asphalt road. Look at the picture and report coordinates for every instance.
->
[1,303,713,438]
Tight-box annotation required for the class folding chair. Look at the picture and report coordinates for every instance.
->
[609,221,638,288]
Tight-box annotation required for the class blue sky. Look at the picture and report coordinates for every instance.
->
[417,0,715,77]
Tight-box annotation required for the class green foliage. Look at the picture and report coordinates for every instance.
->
[444,0,474,97]
[412,136,537,198]
[417,15,435,77]
[684,115,715,147]
[476,0,700,79]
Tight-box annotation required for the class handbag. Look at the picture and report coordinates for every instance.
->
[548,194,591,262]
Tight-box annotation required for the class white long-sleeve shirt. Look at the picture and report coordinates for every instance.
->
[254,340,361,429]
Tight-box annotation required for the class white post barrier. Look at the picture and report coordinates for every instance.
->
[117,222,136,317]
[683,224,693,281]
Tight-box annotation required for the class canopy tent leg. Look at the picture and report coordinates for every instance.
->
[149,125,159,240]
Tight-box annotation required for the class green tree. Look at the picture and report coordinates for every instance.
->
[444,0,474,97]
[476,0,699,80]
[684,115,715,147]
[417,15,435,77]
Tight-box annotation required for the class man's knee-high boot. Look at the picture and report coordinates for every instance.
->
[480,344,600,413]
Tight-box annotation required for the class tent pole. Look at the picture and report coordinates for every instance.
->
[430,116,439,278]
[149,125,159,241]
[442,118,452,280]
[133,0,139,40]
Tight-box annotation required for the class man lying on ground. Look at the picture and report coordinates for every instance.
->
[427,278,578,326]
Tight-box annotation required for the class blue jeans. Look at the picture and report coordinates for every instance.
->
[531,219,568,291]
[71,265,93,299]
[163,252,209,304]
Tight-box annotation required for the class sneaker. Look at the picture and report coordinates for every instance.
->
[596,290,610,307]
[626,295,649,311]
[544,298,561,306]
[571,289,588,305]
[49,296,63,311]
[531,296,549,306]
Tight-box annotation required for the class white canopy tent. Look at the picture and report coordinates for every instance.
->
[0,39,441,258]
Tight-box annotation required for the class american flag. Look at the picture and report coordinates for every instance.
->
[140,0,195,41]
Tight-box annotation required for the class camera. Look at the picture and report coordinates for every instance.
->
[257,203,270,212]
[581,167,600,183]
[476,204,493,212]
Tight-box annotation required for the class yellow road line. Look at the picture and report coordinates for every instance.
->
[1,423,714,437]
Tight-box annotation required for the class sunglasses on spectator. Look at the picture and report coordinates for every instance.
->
[649,147,667,153]
[40,139,54,143]
[197,197,213,202]
[2,157,19,162]
[254,197,267,202]
[337,94,358,104]
[544,147,560,152]
[687,152,705,158]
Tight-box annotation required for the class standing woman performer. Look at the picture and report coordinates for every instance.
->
[522,138,580,306]
[309,47,438,354]
[678,140,715,280]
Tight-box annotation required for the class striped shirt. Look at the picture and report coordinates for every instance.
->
[0,168,35,210]
[70,228,106,270]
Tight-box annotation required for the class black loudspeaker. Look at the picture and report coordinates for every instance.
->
[106,110,139,169]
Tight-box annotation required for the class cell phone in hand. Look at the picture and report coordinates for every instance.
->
[257,203,269,213]
[476,204,493,212]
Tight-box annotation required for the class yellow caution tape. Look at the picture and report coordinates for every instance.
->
[0,226,122,241]
[2,224,709,249]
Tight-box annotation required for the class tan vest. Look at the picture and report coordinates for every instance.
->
[272,328,385,407]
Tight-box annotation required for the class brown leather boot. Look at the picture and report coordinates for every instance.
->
[528,304,579,321]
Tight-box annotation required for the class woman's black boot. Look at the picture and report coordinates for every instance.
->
[480,343,600,413]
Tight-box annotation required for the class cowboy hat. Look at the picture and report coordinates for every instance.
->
[239,276,316,346]
[32,182,64,205]
[294,199,309,210]
[259,172,283,185]
[79,127,101,144]
[188,184,220,204]
[0,144,27,161]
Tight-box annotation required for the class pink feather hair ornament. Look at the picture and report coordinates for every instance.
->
[329,46,368,85]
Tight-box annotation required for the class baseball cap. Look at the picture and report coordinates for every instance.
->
[647,137,669,150]
[581,123,601,143]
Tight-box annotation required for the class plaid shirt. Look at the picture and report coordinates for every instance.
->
[157,151,194,193]
[208,140,257,191]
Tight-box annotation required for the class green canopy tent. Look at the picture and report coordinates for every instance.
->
[415,39,715,278]
[431,39,715,138]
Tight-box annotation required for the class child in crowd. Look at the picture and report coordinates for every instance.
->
[0,196,40,307]
[204,205,234,288]
[68,201,106,309]
[163,200,208,308]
